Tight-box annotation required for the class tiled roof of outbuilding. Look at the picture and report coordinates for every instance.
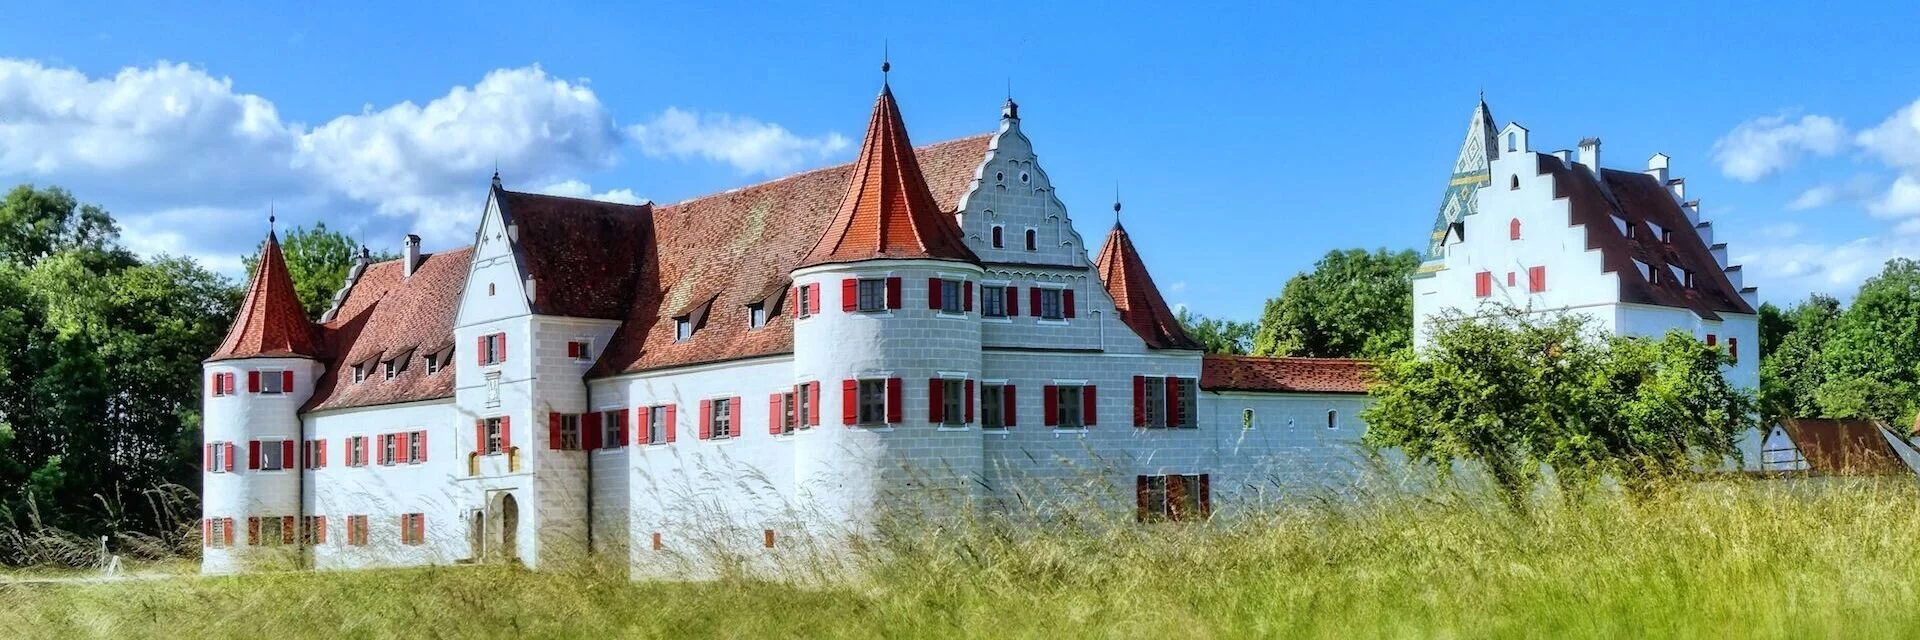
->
[1199,355,1372,394]
[209,231,321,362]
[304,248,470,413]
[1094,222,1198,350]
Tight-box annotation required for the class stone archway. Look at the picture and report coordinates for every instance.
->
[484,492,520,564]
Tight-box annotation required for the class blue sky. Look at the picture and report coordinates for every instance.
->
[4,1,1919,320]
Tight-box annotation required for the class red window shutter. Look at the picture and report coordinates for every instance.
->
[664,405,678,442]
[1003,385,1017,427]
[282,516,295,545]
[360,437,369,466]
[808,284,822,315]
[1475,271,1492,297]
[1132,376,1146,427]
[1507,272,1516,287]
[1064,289,1076,318]
[841,278,859,312]
[317,515,327,544]
[1167,475,1186,520]
[1136,476,1149,521]
[414,514,425,544]
[698,400,713,440]
[808,383,821,426]
[1730,337,1739,363]
[1198,474,1213,518]
[1043,385,1058,426]
[248,517,259,545]
[223,518,234,546]
[886,378,903,424]
[965,380,975,423]
[476,336,486,365]
[790,286,801,316]
[204,444,214,470]
[282,370,294,394]
[1510,218,1522,240]
[474,419,485,454]
[1706,334,1717,346]
[728,398,743,437]
[584,412,603,450]
[617,410,630,446]
[1007,286,1020,316]
[502,416,512,450]
[282,440,295,468]
[1083,385,1098,426]
[769,393,784,435]
[548,412,562,450]
[928,378,944,423]
[1029,288,1041,317]
[964,282,974,312]
[248,440,261,470]
[926,277,942,310]
[224,443,236,472]
[498,333,507,362]
[566,341,578,359]
[319,439,328,468]
[248,371,261,393]
[1528,266,1546,293]
[1166,377,1182,427]
[637,407,652,444]
[209,373,220,396]
[842,380,858,425]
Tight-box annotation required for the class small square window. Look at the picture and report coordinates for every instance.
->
[261,370,286,394]
[749,304,768,330]
[857,279,887,312]
[675,319,693,342]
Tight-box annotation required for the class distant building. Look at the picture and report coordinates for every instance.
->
[1412,99,1759,390]
[198,76,1378,576]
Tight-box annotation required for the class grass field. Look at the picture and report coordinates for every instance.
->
[5,479,1919,638]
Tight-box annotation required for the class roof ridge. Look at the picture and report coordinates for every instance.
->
[660,133,994,213]
[500,188,652,210]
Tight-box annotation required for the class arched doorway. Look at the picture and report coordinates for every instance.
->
[498,494,518,562]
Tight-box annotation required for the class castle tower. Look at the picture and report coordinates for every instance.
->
[790,75,987,531]
[202,225,324,574]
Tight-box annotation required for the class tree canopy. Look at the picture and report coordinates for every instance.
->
[1175,307,1255,355]
[1252,248,1418,359]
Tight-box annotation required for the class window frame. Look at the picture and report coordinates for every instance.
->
[991,225,1004,248]
[1024,228,1038,251]
[1326,409,1339,430]
[796,286,813,319]
[380,433,398,466]
[352,364,367,384]
[346,436,367,467]
[858,379,888,426]
[1038,288,1065,320]
[709,398,734,439]
[939,278,964,314]
[484,417,505,455]
[982,285,1007,318]
[259,515,283,547]
[981,383,1005,429]
[674,318,693,343]
[208,518,229,547]
[942,378,966,427]
[646,405,667,443]
[260,439,287,471]
[1141,474,1206,522]
[602,410,624,447]
[559,414,582,451]
[261,370,286,394]
[856,279,887,313]
[1056,385,1084,429]
[1143,376,1167,428]
[748,304,768,330]
[209,441,228,473]
[481,333,505,366]
[795,382,814,430]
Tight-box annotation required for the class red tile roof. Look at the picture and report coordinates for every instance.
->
[1199,355,1372,394]
[591,134,991,377]
[497,189,652,319]
[304,248,470,412]
[1779,418,1909,476]
[1538,156,1754,320]
[1094,222,1198,350]
[799,85,979,268]
[209,231,321,362]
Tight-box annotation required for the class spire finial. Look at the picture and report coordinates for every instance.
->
[1113,183,1122,222]
[491,158,502,188]
[881,40,890,83]
[268,203,276,233]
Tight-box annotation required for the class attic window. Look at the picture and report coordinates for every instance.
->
[352,364,367,384]
[1661,229,1673,245]
[1020,171,1030,184]
[384,359,399,381]
[1627,223,1639,239]
[995,171,1004,184]
[1509,175,1519,190]
[748,303,768,330]
[991,226,1004,249]
[425,353,442,375]
[1025,229,1038,251]
[675,318,693,343]
[1683,270,1696,289]
[1507,132,1517,152]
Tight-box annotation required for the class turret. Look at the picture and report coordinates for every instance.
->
[202,223,324,574]
[789,70,986,532]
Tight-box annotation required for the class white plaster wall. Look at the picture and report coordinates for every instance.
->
[305,400,470,570]
[1199,392,1379,514]
[201,356,323,574]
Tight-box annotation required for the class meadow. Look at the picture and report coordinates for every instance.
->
[5,478,1919,639]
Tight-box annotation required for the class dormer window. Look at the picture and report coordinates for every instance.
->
[748,303,768,330]
[675,318,693,342]
[1683,270,1696,289]
[1661,229,1673,245]
[425,353,442,375]
[352,364,367,384]
[384,359,398,381]
[1627,223,1639,240]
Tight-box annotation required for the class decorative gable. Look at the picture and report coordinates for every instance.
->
[954,99,1089,268]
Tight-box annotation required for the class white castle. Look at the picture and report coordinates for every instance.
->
[199,79,1378,576]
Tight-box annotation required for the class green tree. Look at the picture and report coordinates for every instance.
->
[1757,294,1841,421]
[1252,248,1418,359]
[1175,307,1255,355]
[0,185,126,267]
[1814,259,1920,423]
[243,223,393,319]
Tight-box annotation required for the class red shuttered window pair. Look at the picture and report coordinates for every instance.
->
[792,283,822,318]
[841,378,901,426]
[1042,384,1097,428]
[697,397,744,440]
[477,333,507,366]
[209,372,237,396]
[476,417,510,455]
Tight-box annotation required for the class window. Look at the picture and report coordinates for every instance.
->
[1507,131,1517,152]
[1057,385,1084,428]
[857,279,886,312]
[795,382,814,429]
[1474,271,1492,297]
[674,318,693,342]
[1138,474,1209,522]
[748,304,768,330]
[778,391,798,435]
[261,370,286,394]
[567,339,592,361]
[858,379,888,425]
[939,279,964,313]
[1137,377,1198,428]
[1729,337,1740,363]
[981,384,1005,429]
[260,440,286,471]
[1509,218,1522,239]
[346,516,370,546]
[709,399,733,439]
[1327,410,1339,430]
[1627,223,1640,239]
[301,516,326,545]
[380,433,398,466]
[991,226,1004,248]
[796,285,813,319]
[346,436,368,467]
[302,439,325,469]
[481,333,505,366]
[602,410,624,447]
[1242,408,1255,429]
[982,285,1007,318]
[210,442,228,473]
[259,515,283,547]
[352,364,367,384]
[942,379,965,427]
[384,359,399,381]
[646,406,667,443]
[426,352,444,375]
[1509,175,1520,190]
[1143,377,1166,427]
[1178,379,1197,427]
[1683,270,1696,289]
[207,518,230,547]
[1661,228,1673,245]
[409,430,425,463]
[1527,266,1546,293]
[484,417,504,455]
[1038,289,1064,320]
[558,414,582,451]
[1025,229,1037,251]
[400,513,425,546]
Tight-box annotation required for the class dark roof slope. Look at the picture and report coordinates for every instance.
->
[1780,419,1909,476]
[1538,155,1754,320]
[209,230,321,362]
[590,135,991,376]
[304,249,470,413]
[799,85,980,268]
[1093,222,1198,350]
[498,190,651,320]
[1199,355,1372,394]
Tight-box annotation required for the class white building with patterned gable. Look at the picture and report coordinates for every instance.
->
[199,75,1379,576]
[1412,99,1760,391]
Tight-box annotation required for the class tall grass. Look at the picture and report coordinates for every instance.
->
[5,477,1918,638]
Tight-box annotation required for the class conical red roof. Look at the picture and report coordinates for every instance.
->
[1094,222,1198,350]
[209,230,320,361]
[800,84,979,268]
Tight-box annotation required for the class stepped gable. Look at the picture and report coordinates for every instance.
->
[496,189,652,320]
[1199,355,1371,394]
[1539,155,1754,320]
[1093,222,1198,350]
[304,248,471,413]
[590,135,991,377]
[798,85,981,268]
[209,230,321,362]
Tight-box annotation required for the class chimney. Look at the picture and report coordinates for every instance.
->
[1552,149,1572,165]
[1577,137,1601,173]
[1646,153,1670,185]
[403,234,421,280]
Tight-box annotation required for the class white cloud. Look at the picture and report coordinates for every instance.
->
[1711,113,1846,182]
[1857,98,1920,170]
[1868,174,1920,218]
[626,107,849,176]
[533,179,645,205]
[1757,222,1803,240]
[1785,175,1878,211]
[1734,235,1920,302]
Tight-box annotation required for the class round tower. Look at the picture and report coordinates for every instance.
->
[790,79,987,534]
[202,226,323,574]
